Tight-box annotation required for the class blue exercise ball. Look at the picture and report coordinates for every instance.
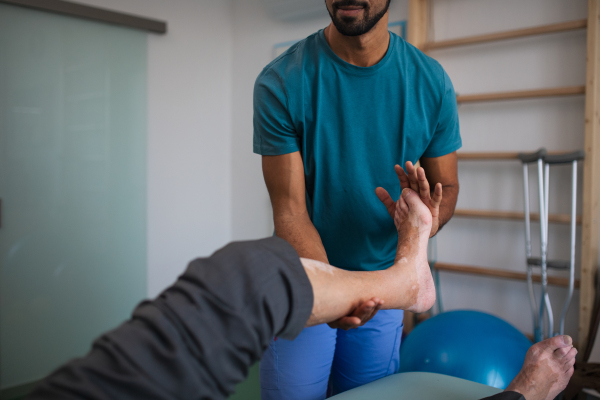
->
[399,310,532,389]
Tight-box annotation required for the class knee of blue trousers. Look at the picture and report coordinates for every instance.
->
[329,309,404,395]
[260,324,337,400]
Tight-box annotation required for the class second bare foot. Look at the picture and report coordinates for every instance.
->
[505,335,577,400]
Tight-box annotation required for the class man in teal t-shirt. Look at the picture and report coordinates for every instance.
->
[253,0,461,398]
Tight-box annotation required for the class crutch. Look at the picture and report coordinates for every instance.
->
[518,148,548,342]
[543,150,584,336]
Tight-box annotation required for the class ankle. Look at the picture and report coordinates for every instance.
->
[393,253,408,265]
[394,240,416,263]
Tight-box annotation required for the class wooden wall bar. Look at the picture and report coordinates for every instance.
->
[456,86,585,104]
[425,19,587,51]
[435,262,580,289]
[453,208,582,225]
[579,0,600,355]
[407,0,429,50]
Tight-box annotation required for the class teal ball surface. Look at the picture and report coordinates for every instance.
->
[399,310,532,389]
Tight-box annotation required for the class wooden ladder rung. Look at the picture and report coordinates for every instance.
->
[457,151,580,160]
[434,262,580,289]
[454,208,582,225]
[456,86,585,103]
[457,151,522,160]
[425,19,587,51]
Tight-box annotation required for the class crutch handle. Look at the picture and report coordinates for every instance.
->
[544,150,585,165]
[517,148,547,163]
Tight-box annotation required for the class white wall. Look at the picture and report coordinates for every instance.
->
[230,0,589,339]
[78,0,234,297]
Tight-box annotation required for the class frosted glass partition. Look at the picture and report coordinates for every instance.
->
[0,4,147,389]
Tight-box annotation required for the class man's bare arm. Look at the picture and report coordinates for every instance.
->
[263,152,329,263]
[419,152,459,231]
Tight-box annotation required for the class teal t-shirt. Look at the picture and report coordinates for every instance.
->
[253,29,461,271]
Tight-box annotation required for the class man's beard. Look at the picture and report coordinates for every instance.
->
[327,0,391,37]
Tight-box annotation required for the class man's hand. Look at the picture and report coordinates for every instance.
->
[376,162,443,238]
[327,298,384,330]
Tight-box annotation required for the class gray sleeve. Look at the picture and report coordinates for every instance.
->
[27,236,313,400]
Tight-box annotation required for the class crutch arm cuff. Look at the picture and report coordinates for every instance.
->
[517,148,547,163]
[544,150,585,165]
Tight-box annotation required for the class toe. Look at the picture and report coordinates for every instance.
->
[394,196,409,227]
[397,195,409,214]
[401,188,418,202]
[554,345,571,358]
[401,188,432,223]
[543,335,573,352]
[564,347,578,363]
[564,356,576,371]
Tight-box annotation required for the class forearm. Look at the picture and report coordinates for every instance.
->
[437,183,459,230]
[263,153,328,262]
[274,211,329,263]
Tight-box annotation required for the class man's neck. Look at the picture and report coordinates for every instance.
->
[323,15,390,68]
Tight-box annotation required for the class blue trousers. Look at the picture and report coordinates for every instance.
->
[260,309,404,400]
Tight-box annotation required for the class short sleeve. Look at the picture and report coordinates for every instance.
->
[422,70,462,158]
[253,68,300,156]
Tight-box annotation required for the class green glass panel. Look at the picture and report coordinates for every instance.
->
[0,4,147,389]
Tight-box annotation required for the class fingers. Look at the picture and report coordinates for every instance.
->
[395,164,411,190]
[431,183,443,212]
[416,167,431,201]
[375,187,396,219]
[332,298,384,330]
[354,299,376,319]
[359,298,384,326]
[330,316,362,330]
[399,163,441,209]
[403,162,420,194]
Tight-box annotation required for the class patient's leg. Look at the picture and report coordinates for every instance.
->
[304,188,436,326]
[27,190,434,399]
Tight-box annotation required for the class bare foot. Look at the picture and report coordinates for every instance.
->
[304,188,436,326]
[505,335,577,400]
[389,188,435,313]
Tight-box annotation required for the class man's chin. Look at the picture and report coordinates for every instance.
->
[338,19,361,27]
[333,22,368,36]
